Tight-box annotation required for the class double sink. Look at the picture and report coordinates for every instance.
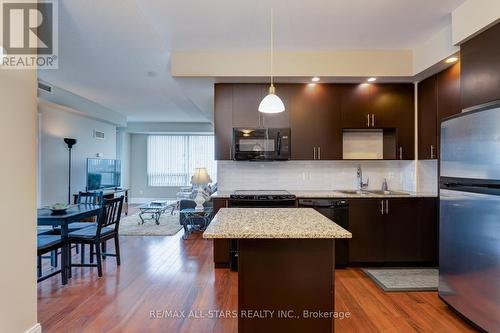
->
[336,189,410,196]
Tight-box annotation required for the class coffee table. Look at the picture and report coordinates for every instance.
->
[138,201,175,225]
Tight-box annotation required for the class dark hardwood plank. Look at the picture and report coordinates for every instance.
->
[38,233,477,333]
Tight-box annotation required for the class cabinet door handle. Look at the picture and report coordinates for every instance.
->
[318,146,321,160]
[380,200,385,215]
[371,114,375,127]
[430,145,435,159]
[230,145,232,160]
[313,147,317,160]
[367,114,370,127]
[399,147,403,160]
[385,200,389,214]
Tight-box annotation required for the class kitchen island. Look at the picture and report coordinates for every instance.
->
[203,208,352,333]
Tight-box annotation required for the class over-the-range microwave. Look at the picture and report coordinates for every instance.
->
[232,128,291,161]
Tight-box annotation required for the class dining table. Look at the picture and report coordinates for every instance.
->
[37,204,101,284]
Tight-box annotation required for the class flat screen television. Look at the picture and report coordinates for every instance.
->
[86,158,121,191]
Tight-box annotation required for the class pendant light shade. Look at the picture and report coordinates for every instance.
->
[259,8,285,114]
[258,85,285,113]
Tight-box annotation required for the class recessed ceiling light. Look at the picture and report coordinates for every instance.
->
[367,77,377,82]
[311,77,320,82]
[445,57,458,63]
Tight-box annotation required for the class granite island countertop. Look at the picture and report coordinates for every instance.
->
[203,208,352,239]
[211,190,437,199]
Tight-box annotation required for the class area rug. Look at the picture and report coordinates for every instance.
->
[361,268,439,292]
[119,212,183,236]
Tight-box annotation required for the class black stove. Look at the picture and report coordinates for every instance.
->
[230,190,296,201]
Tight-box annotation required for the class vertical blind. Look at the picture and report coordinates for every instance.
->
[147,135,217,187]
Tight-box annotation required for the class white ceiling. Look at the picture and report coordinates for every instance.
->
[38,0,465,123]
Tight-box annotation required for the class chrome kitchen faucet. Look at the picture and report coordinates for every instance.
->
[357,165,369,191]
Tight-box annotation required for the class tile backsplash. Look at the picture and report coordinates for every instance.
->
[417,160,438,194]
[217,160,417,192]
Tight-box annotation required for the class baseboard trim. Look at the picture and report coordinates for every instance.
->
[25,323,42,333]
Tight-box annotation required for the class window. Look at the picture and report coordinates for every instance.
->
[147,135,217,187]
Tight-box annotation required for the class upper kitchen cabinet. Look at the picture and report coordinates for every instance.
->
[261,84,293,128]
[461,23,500,110]
[341,83,415,159]
[232,83,292,129]
[371,84,415,159]
[437,62,461,122]
[340,84,372,128]
[418,76,438,160]
[231,84,264,128]
[214,83,293,160]
[417,62,461,160]
[290,84,342,160]
[214,84,233,160]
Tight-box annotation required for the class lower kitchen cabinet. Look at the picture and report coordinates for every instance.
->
[211,199,230,268]
[348,199,385,263]
[384,199,420,262]
[418,198,438,264]
[348,197,438,265]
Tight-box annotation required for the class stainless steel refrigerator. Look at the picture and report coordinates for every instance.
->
[440,102,500,332]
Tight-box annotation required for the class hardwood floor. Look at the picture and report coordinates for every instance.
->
[38,232,477,333]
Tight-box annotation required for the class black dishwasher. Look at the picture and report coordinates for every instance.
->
[298,199,349,267]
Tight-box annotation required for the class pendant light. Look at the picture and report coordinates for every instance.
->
[258,8,285,114]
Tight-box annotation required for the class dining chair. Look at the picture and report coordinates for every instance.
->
[67,196,124,277]
[54,191,103,262]
[37,227,59,268]
[37,234,67,284]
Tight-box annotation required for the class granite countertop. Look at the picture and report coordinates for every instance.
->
[211,190,437,199]
[203,208,352,239]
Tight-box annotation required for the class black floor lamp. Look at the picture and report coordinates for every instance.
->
[64,138,77,204]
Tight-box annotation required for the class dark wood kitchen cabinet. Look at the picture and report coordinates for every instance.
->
[261,84,293,128]
[461,22,500,110]
[348,197,438,265]
[417,62,460,160]
[215,82,416,161]
[231,83,293,128]
[348,199,385,263]
[384,199,420,262]
[340,84,372,128]
[418,75,438,159]
[372,84,415,160]
[231,84,263,128]
[437,62,461,122]
[214,84,233,160]
[214,83,292,160]
[211,198,230,268]
[340,83,414,159]
[290,84,342,160]
[418,198,438,265]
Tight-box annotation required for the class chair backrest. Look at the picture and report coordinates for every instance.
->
[77,191,103,205]
[179,199,197,210]
[96,196,124,238]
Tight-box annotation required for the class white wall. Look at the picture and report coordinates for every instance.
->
[0,70,39,332]
[217,160,416,192]
[452,0,500,45]
[117,128,131,188]
[39,101,117,206]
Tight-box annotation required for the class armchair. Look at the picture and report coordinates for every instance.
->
[179,199,213,239]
